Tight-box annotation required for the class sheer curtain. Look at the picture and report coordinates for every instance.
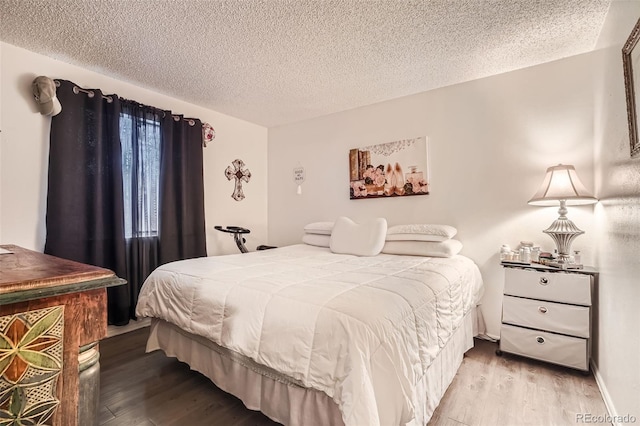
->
[118,100,162,325]
[45,80,207,326]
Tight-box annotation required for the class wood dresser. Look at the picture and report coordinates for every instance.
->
[0,244,125,426]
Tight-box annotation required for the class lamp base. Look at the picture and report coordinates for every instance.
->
[542,200,585,268]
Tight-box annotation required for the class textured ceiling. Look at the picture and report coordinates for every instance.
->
[0,0,611,127]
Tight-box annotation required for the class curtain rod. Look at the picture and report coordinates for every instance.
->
[54,79,215,146]
[119,96,200,127]
[71,85,114,102]
[57,80,204,127]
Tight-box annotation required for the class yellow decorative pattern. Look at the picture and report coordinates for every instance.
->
[0,306,64,425]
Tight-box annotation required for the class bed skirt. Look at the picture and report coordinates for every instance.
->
[146,307,478,426]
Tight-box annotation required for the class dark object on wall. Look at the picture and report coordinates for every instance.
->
[622,17,640,158]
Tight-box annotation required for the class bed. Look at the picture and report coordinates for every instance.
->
[135,243,484,425]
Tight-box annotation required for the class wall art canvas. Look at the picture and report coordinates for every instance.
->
[349,136,429,199]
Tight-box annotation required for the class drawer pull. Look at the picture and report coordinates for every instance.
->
[538,306,548,314]
[536,336,545,344]
[539,277,549,286]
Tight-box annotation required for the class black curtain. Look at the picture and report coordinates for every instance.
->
[45,80,207,326]
[44,80,128,323]
[158,115,207,264]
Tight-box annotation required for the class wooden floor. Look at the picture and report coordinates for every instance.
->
[99,328,609,426]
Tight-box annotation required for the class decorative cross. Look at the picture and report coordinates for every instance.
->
[225,159,251,201]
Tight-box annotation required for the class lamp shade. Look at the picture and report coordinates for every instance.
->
[528,164,597,206]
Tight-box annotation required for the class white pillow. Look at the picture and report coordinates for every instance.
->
[386,233,452,242]
[386,224,457,241]
[302,233,331,247]
[303,221,334,235]
[330,217,387,256]
[381,239,463,257]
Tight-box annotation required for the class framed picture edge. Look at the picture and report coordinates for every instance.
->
[622,17,640,158]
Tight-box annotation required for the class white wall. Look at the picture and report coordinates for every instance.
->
[592,1,640,422]
[0,42,268,256]
[268,54,597,340]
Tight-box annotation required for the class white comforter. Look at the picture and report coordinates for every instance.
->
[135,244,483,426]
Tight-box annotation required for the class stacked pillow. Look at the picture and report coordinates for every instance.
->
[382,224,462,257]
[303,220,462,258]
[303,217,389,257]
[302,221,334,247]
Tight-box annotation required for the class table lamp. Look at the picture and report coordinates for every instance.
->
[528,164,597,268]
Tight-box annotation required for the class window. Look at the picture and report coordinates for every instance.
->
[119,109,161,239]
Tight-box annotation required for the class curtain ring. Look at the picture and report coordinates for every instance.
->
[173,116,180,122]
[54,80,60,87]
[72,86,95,98]
[187,119,195,126]
[105,96,113,103]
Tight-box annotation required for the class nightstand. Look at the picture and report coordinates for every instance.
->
[497,263,597,371]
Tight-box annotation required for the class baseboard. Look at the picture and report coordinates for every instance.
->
[476,333,499,342]
[107,317,151,338]
[590,359,619,426]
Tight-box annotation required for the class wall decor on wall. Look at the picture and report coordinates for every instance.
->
[623,17,640,158]
[202,122,216,147]
[225,159,251,201]
[293,165,305,195]
[349,136,429,199]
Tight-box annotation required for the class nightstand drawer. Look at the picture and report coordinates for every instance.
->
[504,268,591,305]
[500,324,588,370]
[502,295,590,337]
